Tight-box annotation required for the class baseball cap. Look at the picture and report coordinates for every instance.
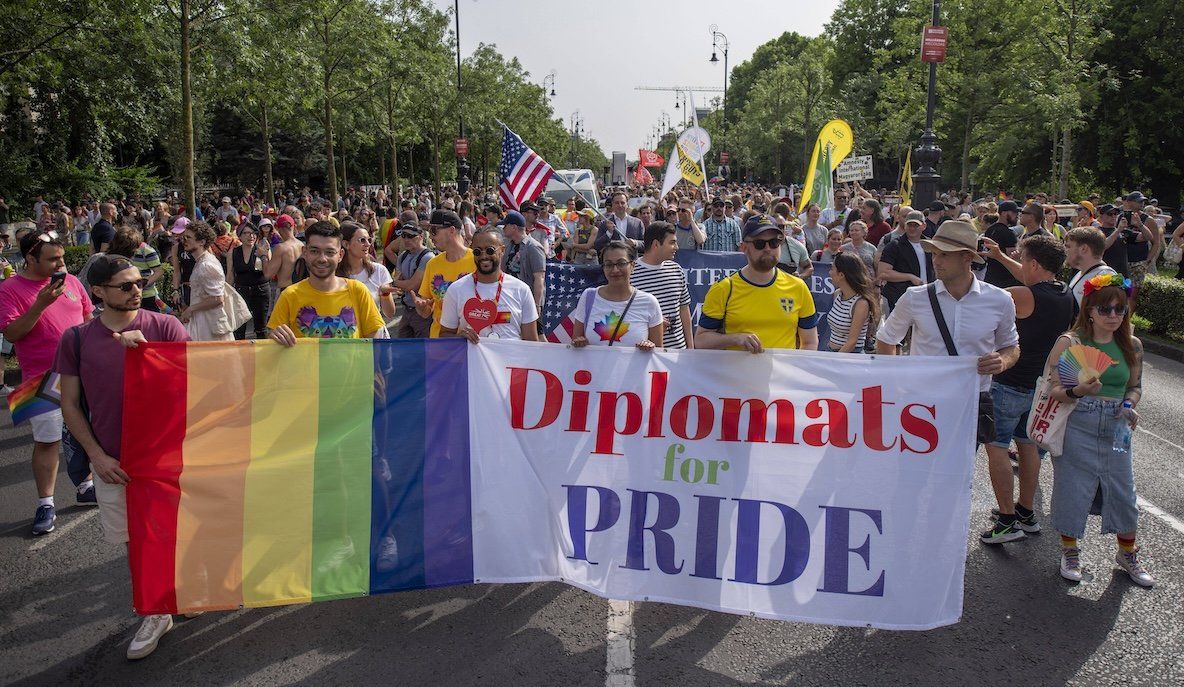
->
[927,200,946,213]
[1077,200,1096,216]
[169,215,191,234]
[997,200,1020,213]
[221,196,231,204]
[275,214,295,229]
[396,222,423,236]
[430,209,462,231]
[257,216,274,228]
[711,198,725,207]
[741,214,780,240]
[519,201,540,213]
[86,255,136,287]
[1097,203,1119,215]
[1125,191,1146,203]
[577,208,597,220]
[496,211,527,228]
[905,210,926,225]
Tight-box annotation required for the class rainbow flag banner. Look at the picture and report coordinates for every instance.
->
[123,338,980,630]
[122,339,473,615]
[8,371,61,425]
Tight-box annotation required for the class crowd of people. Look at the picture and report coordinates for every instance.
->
[0,177,1175,659]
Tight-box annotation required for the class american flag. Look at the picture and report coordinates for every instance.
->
[542,261,606,343]
[498,125,555,211]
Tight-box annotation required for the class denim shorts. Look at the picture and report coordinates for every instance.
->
[988,381,1036,448]
[1050,397,1139,538]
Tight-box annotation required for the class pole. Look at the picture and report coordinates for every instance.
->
[454,0,470,195]
[911,0,943,209]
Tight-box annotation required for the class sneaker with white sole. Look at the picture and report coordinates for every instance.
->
[1060,547,1083,582]
[990,506,1041,533]
[1116,548,1155,587]
[127,614,173,660]
[980,519,1026,545]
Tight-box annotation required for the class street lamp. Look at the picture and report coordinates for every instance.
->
[453,0,470,195]
[710,25,729,128]
[911,0,943,208]
[543,71,556,98]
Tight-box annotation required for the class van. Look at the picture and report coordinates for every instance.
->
[544,169,601,211]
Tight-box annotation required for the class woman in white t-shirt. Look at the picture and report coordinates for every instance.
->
[571,240,663,350]
[338,221,396,320]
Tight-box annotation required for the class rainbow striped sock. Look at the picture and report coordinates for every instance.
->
[1061,535,1078,549]
[1117,536,1136,553]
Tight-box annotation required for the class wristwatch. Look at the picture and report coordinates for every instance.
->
[1065,386,1081,399]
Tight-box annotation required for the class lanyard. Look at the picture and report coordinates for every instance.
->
[476,272,504,306]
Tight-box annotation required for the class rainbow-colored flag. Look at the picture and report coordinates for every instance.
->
[122,339,474,615]
[7,371,61,425]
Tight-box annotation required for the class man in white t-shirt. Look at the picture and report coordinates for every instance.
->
[1063,225,1117,306]
[439,231,539,341]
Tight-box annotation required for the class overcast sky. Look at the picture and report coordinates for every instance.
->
[434,0,842,159]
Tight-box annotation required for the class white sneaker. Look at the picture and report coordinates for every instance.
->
[1060,547,1083,582]
[127,614,173,660]
[1116,548,1155,587]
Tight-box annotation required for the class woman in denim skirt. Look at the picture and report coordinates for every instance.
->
[1043,273,1153,586]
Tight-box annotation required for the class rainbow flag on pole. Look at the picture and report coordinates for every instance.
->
[7,371,61,425]
[121,339,474,615]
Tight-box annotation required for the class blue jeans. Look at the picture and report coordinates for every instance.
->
[1050,398,1138,538]
[988,381,1038,449]
[75,229,90,247]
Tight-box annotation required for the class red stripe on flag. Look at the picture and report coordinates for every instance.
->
[523,169,554,203]
[514,156,545,197]
[122,343,188,615]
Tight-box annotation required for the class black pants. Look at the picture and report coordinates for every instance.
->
[234,284,270,339]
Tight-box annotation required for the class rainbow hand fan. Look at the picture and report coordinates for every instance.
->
[1057,344,1115,387]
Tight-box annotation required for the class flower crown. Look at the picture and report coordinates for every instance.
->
[1082,272,1133,298]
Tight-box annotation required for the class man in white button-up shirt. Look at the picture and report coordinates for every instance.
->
[876,220,1020,442]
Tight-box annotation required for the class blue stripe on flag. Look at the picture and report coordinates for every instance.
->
[422,339,474,587]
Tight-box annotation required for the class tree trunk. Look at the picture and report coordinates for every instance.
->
[180,0,196,219]
[1059,127,1072,198]
[322,18,338,206]
[960,107,974,192]
[386,85,399,197]
[432,133,442,203]
[408,143,415,188]
[261,101,274,209]
[341,140,347,194]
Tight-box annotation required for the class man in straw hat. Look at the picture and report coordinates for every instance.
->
[876,220,1020,446]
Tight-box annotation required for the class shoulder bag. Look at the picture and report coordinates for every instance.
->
[1026,333,1079,456]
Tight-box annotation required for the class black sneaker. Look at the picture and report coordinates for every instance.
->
[77,485,98,507]
[980,519,1026,544]
[991,507,1041,533]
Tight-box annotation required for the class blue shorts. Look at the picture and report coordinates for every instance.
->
[988,381,1037,448]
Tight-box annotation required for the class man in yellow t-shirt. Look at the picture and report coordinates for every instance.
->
[415,209,475,337]
[268,221,385,342]
[696,214,819,352]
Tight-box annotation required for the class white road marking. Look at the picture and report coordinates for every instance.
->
[28,509,97,551]
[606,599,636,687]
[1134,428,1184,535]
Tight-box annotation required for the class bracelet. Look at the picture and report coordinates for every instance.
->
[1065,386,1081,399]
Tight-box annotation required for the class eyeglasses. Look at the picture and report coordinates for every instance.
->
[602,260,631,271]
[746,238,780,250]
[103,279,147,292]
[472,246,498,257]
[1092,304,1128,317]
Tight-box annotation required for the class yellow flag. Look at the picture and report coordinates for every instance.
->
[799,119,854,208]
[677,144,704,186]
[900,149,913,207]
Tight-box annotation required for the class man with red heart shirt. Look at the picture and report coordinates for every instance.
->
[439,231,539,342]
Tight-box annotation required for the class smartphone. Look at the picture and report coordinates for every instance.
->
[50,272,66,289]
[976,238,986,252]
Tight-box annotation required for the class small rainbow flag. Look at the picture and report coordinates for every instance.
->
[121,339,474,615]
[7,371,61,425]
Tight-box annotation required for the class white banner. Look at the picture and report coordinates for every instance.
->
[468,341,978,630]
[837,155,874,183]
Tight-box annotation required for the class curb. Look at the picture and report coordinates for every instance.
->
[1138,334,1184,364]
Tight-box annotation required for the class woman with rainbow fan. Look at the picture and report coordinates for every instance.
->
[1042,272,1153,586]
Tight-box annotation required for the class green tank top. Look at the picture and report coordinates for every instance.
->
[1083,338,1130,398]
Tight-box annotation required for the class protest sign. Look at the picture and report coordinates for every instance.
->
[123,339,978,630]
[837,155,874,183]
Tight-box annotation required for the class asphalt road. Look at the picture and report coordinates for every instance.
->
[2,353,1183,686]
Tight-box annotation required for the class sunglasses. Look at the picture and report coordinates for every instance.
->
[745,238,780,250]
[472,246,498,257]
[104,279,147,292]
[1092,304,1128,317]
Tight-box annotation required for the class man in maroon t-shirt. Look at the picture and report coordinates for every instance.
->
[55,255,189,661]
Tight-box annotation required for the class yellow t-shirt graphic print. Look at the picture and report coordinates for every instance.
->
[418,251,476,338]
[267,280,384,339]
[700,271,817,350]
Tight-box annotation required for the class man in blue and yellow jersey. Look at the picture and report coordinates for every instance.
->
[695,214,818,352]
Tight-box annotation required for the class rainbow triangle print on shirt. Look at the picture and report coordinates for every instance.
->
[593,311,629,342]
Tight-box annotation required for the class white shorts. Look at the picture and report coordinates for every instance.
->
[29,409,63,443]
[93,477,129,544]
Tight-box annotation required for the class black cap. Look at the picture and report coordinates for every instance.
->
[86,255,136,287]
[1125,191,1146,203]
[741,214,780,239]
[520,201,540,213]
[1097,203,1119,215]
[711,198,725,207]
[997,200,1020,213]
[429,209,461,230]
[927,200,947,213]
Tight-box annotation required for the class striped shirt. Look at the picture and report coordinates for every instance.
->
[132,244,162,298]
[701,216,741,252]
[826,291,869,352]
[630,258,691,349]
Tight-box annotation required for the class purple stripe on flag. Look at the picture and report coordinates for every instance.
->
[421,338,474,586]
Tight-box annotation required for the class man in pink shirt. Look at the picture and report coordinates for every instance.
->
[0,232,92,535]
